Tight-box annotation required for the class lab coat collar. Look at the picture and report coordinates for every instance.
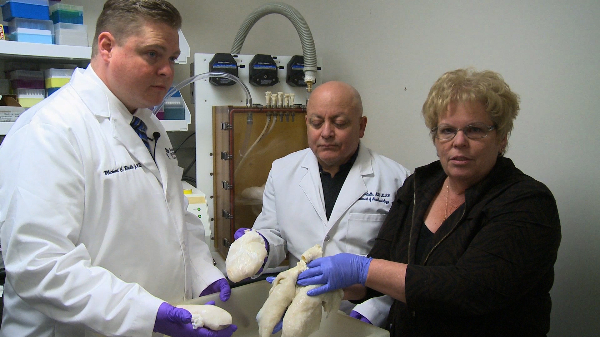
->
[71,65,118,118]
[299,143,372,226]
[299,151,327,223]
[327,143,371,224]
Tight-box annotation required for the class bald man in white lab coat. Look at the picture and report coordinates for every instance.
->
[237,81,410,327]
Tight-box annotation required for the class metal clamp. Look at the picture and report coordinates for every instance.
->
[222,209,233,219]
[222,181,233,190]
[221,152,233,160]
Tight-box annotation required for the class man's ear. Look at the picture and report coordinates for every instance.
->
[97,32,116,62]
[359,116,367,138]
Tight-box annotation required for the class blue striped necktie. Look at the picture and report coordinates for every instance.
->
[130,116,152,154]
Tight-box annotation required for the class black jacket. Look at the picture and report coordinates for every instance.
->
[367,157,561,337]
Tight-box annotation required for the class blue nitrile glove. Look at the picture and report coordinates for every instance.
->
[153,302,238,337]
[233,227,269,274]
[200,278,231,302]
[349,310,373,324]
[296,253,372,296]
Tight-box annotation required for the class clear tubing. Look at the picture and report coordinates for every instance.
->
[234,113,272,177]
[230,2,317,90]
[152,72,252,115]
[238,112,253,158]
[266,113,277,137]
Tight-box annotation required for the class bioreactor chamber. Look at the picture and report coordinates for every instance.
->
[213,106,307,258]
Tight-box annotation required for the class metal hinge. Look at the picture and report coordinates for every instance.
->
[222,181,233,190]
[222,209,233,219]
[223,238,231,247]
[221,122,233,130]
[221,152,233,160]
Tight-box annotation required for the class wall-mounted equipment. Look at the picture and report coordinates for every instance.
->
[193,53,322,257]
[286,55,306,87]
[230,3,317,92]
[209,53,238,86]
[249,54,279,87]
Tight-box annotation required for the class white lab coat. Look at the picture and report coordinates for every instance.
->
[0,66,223,337]
[253,143,410,327]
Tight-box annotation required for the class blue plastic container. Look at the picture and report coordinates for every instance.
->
[46,87,60,96]
[163,90,185,120]
[49,3,83,24]
[8,30,52,44]
[1,0,50,21]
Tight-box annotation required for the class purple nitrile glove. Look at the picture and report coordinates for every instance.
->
[271,319,283,334]
[296,253,372,296]
[233,227,269,274]
[349,310,373,324]
[153,302,238,337]
[199,278,231,302]
[233,228,249,240]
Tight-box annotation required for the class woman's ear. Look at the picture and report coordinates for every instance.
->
[498,134,508,155]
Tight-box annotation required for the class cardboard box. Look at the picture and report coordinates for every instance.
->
[0,95,26,122]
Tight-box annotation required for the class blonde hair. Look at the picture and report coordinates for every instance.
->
[422,68,520,143]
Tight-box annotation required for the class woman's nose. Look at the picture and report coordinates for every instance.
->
[452,129,469,146]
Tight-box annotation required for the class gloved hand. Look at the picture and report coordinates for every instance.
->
[349,310,373,324]
[200,278,231,302]
[153,302,238,337]
[233,227,269,275]
[296,253,372,296]
[233,228,249,240]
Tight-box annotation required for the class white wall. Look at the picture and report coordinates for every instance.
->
[73,0,600,335]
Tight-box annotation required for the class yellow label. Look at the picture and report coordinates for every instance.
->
[0,24,5,40]
[186,196,206,204]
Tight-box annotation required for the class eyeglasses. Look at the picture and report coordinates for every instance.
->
[430,123,496,141]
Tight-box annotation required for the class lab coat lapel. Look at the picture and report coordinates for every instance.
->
[151,126,178,196]
[327,144,370,225]
[111,111,163,187]
[299,152,328,224]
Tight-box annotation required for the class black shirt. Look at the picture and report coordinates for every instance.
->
[319,147,359,220]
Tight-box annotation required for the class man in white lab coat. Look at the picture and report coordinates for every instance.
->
[0,1,236,336]
[239,81,410,327]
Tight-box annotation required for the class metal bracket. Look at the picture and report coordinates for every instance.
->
[221,152,233,160]
[221,122,233,130]
[222,181,233,190]
[222,209,233,219]
[223,238,231,247]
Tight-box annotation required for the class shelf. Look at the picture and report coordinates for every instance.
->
[0,40,190,135]
[0,40,91,60]
[0,41,92,136]
[1,101,191,135]
[161,101,191,132]
[162,120,188,132]
[0,122,14,135]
